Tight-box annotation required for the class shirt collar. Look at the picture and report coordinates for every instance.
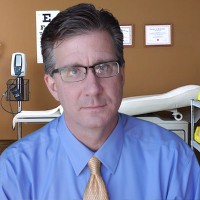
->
[57,114,124,176]
[95,116,124,174]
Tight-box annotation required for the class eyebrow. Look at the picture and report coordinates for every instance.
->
[58,59,117,69]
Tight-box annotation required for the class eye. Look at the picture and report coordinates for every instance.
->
[99,64,108,71]
[96,64,108,73]
[61,67,82,78]
[70,67,79,75]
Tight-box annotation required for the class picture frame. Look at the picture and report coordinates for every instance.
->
[120,25,134,46]
[144,24,173,47]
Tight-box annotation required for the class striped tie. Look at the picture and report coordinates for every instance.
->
[83,156,109,200]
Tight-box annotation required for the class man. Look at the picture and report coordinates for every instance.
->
[0,3,199,200]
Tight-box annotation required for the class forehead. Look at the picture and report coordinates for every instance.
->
[53,31,116,67]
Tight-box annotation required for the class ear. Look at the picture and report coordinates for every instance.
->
[121,64,125,86]
[44,74,59,101]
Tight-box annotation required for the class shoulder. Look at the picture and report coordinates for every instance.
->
[120,113,184,142]
[0,115,63,161]
[119,113,194,163]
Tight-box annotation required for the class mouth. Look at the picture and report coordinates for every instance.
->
[81,105,106,111]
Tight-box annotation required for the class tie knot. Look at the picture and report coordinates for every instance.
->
[88,156,101,175]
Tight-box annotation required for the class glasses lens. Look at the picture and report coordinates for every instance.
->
[95,62,119,78]
[57,61,120,82]
[60,66,86,82]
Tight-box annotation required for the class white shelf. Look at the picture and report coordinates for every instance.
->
[192,99,200,108]
[191,140,200,152]
[191,99,200,152]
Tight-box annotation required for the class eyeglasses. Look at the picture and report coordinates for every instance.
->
[51,61,120,82]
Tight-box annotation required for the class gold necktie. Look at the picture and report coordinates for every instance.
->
[83,156,109,200]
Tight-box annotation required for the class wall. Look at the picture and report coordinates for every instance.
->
[0,0,200,139]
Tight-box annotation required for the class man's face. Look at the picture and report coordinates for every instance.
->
[45,31,125,134]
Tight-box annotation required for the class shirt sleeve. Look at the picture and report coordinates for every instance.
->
[166,153,200,200]
[0,154,24,200]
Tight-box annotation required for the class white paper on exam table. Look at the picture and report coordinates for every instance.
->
[12,105,63,128]
[119,85,200,116]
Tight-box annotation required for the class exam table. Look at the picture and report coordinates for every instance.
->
[13,85,200,140]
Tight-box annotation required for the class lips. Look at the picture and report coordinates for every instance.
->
[80,98,107,111]
[81,104,106,110]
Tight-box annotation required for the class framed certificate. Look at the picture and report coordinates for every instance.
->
[144,24,173,47]
[120,25,134,46]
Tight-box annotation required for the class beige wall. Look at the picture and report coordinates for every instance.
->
[1,0,200,139]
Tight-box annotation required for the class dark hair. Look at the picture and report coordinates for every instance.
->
[41,3,124,75]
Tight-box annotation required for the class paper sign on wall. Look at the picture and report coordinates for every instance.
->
[36,10,60,63]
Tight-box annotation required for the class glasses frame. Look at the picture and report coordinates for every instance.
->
[51,60,120,82]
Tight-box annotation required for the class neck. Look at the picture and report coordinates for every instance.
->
[65,117,118,151]
[73,127,111,151]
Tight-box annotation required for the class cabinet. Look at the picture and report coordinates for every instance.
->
[190,99,200,152]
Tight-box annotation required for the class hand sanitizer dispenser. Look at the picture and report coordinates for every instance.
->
[11,52,26,77]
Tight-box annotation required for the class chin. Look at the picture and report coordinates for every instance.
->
[84,113,118,128]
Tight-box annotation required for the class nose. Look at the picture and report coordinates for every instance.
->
[84,68,103,95]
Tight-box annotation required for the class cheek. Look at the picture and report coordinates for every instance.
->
[58,85,81,108]
[105,77,124,103]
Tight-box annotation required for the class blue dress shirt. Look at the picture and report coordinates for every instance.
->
[0,114,199,200]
